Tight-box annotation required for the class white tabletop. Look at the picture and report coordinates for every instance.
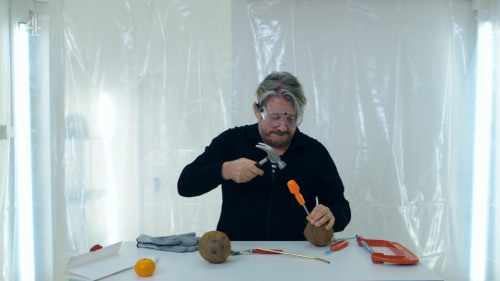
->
[98,241,442,281]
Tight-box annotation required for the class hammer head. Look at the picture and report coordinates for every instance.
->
[256,142,286,170]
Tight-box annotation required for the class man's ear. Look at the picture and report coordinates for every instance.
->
[253,102,260,119]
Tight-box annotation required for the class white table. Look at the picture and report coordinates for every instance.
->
[99,241,443,281]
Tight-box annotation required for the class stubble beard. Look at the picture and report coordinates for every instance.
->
[258,125,294,148]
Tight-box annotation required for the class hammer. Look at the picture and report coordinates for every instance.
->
[255,142,286,170]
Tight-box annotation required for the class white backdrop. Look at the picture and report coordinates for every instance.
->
[232,1,477,279]
[2,0,500,280]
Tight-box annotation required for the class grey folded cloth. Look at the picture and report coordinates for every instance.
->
[137,232,201,253]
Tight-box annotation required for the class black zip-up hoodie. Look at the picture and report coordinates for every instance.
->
[177,123,351,241]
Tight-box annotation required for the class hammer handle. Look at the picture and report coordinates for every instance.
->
[256,158,268,170]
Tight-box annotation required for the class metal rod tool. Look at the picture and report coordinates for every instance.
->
[256,248,330,264]
[333,235,359,243]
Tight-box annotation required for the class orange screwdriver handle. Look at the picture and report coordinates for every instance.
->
[295,194,305,205]
[288,180,305,205]
[287,180,300,194]
[330,240,348,251]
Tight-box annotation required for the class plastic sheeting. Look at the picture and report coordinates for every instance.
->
[0,0,10,278]
[231,1,477,280]
[2,0,500,280]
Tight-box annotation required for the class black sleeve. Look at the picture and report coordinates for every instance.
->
[316,145,351,232]
[177,130,231,197]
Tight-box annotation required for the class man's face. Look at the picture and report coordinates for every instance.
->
[254,96,297,149]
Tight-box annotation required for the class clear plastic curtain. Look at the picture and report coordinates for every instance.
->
[1,0,499,280]
[0,0,10,279]
[48,0,232,279]
[231,0,477,278]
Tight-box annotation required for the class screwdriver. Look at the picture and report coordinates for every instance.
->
[333,235,359,243]
[287,180,310,216]
[324,240,349,254]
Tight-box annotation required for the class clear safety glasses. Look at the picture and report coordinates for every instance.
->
[257,102,303,128]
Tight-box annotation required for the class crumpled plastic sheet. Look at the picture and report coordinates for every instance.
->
[3,0,498,280]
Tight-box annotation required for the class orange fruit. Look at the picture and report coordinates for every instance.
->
[134,258,156,277]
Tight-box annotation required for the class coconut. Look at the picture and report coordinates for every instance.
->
[198,231,232,263]
[304,222,334,247]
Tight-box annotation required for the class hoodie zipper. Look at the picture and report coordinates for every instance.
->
[265,172,275,240]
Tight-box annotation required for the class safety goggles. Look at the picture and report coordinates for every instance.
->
[257,102,303,128]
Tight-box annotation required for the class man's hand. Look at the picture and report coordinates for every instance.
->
[307,204,335,231]
[221,158,264,183]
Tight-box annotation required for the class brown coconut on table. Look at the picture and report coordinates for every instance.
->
[198,231,232,263]
[304,222,334,247]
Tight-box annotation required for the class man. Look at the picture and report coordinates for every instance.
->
[178,71,350,241]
